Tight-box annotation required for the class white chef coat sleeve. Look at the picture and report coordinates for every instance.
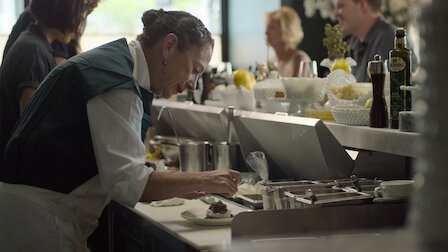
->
[86,88,153,207]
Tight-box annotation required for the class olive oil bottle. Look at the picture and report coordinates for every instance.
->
[389,28,412,129]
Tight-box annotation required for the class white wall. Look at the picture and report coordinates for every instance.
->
[229,0,280,69]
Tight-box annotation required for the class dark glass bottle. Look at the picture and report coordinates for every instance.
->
[389,28,412,129]
[368,54,388,128]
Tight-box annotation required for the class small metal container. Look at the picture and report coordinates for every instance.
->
[210,141,241,170]
[179,140,209,172]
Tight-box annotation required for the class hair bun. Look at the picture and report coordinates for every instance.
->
[141,9,165,27]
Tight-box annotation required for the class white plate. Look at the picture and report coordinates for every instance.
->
[180,209,233,226]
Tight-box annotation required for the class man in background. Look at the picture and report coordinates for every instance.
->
[333,0,416,82]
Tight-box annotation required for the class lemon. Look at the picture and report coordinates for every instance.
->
[365,98,372,108]
[146,146,161,160]
[332,59,351,74]
[234,68,255,91]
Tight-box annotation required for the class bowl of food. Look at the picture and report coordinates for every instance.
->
[326,70,372,107]
[328,82,372,107]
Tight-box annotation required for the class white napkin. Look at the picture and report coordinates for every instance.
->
[150,197,185,207]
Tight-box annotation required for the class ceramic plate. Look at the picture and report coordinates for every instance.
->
[180,209,233,226]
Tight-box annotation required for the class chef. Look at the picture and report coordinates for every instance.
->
[0,9,241,252]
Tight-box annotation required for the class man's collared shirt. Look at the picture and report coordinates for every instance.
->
[346,16,396,82]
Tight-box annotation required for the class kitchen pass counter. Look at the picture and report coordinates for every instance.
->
[129,196,251,251]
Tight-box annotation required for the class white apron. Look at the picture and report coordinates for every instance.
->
[0,177,110,252]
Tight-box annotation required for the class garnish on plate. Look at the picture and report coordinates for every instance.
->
[206,200,232,219]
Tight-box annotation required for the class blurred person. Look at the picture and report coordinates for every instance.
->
[333,0,417,82]
[2,0,100,65]
[0,0,90,154]
[265,6,311,77]
[0,9,241,251]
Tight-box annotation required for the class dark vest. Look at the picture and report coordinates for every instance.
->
[1,38,153,194]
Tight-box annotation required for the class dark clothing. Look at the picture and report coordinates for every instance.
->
[1,8,34,62]
[346,16,396,82]
[1,39,153,194]
[0,23,55,154]
[2,9,76,62]
[346,16,418,82]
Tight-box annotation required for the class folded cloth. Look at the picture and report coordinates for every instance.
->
[149,197,184,207]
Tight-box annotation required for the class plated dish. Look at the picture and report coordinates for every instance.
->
[180,209,233,226]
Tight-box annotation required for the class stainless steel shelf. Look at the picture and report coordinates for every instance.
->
[324,121,420,158]
[150,99,418,180]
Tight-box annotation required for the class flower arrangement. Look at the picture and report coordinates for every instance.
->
[382,0,431,27]
[303,0,431,26]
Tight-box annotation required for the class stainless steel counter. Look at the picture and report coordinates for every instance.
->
[152,99,419,158]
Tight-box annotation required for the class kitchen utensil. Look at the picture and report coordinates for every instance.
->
[212,106,239,170]
[368,54,388,128]
[350,175,362,192]
[210,141,240,170]
[179,140,209,172]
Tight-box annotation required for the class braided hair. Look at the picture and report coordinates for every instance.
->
[137,9,214,52]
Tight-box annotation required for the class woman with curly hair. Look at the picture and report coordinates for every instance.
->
[0,9,241,251]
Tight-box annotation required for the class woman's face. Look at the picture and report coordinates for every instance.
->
[153,44,213,98]
[265,18,283,47]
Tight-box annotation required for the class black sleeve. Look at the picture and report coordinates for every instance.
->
[16,48,54,92]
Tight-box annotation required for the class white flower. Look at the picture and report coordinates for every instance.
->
[303,0,430,26]
[389,0,408,13]
[303,0,336,20]
[303,0,317,18]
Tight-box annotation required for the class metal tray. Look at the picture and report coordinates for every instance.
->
[287,191,373,208]
[235,194,264,209]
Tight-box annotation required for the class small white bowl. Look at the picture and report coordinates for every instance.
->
[331,105,370,126]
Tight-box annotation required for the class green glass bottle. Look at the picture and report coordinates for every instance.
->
[389,27,412,129]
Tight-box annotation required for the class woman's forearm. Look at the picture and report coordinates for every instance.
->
[139,169,241,202]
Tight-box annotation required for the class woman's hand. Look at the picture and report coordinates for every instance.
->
[199,169,242,198]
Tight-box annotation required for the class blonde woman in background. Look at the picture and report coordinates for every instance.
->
[265,6,311,77]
